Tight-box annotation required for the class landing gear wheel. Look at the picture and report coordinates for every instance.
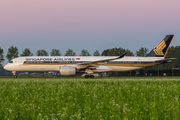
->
[85,75,89,78]
[90,75,94,78]
[14,75,17,79]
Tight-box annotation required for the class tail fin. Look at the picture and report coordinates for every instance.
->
[146,35,174,57]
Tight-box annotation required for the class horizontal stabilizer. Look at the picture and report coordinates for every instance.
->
[155,58,176,63]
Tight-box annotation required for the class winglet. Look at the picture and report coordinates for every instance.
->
[77,52,128,66]
[117,52,129,59]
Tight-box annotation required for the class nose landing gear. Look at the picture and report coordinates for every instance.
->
[12,71,17,79]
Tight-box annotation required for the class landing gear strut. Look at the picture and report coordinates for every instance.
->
[84,74,94,78]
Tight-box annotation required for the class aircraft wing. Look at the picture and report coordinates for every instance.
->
[77,52,128,66]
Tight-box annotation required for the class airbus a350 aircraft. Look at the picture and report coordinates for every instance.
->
[4,35,174,78]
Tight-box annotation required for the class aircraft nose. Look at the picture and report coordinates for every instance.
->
[4,65,9,70]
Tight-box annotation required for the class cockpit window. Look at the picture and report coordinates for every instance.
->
[9,61,13,63]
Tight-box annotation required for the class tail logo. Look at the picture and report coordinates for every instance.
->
[153,40,166,55]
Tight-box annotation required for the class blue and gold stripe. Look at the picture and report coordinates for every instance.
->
[23,61,162,67]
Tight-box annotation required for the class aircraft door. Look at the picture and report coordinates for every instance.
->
[137,59,141,66]
[51,58,54,65]
[19,59,24,65]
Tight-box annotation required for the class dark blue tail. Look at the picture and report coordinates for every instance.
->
[146,35,174,57]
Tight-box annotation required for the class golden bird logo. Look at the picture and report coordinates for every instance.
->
[153,40,166,55]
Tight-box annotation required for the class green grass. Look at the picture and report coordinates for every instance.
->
[1,77,180,119]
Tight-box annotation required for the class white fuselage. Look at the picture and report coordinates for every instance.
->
[4,56,164,73]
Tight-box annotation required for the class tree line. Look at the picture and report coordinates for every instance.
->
[0,46,149,66]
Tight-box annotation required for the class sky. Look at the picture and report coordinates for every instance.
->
[0,0,180,64]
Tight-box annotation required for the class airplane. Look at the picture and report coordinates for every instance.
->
[4,35,174,78]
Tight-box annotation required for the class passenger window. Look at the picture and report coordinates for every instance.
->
[9,61,13,63]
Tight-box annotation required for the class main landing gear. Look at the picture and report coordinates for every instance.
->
[84,74,94,78]
[84,68,94,78]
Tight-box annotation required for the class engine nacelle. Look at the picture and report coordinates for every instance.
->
[59,66,76,76]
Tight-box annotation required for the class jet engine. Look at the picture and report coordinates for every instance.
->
[59,66,76,76]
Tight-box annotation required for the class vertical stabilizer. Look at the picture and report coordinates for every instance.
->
[146,35,174,57]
